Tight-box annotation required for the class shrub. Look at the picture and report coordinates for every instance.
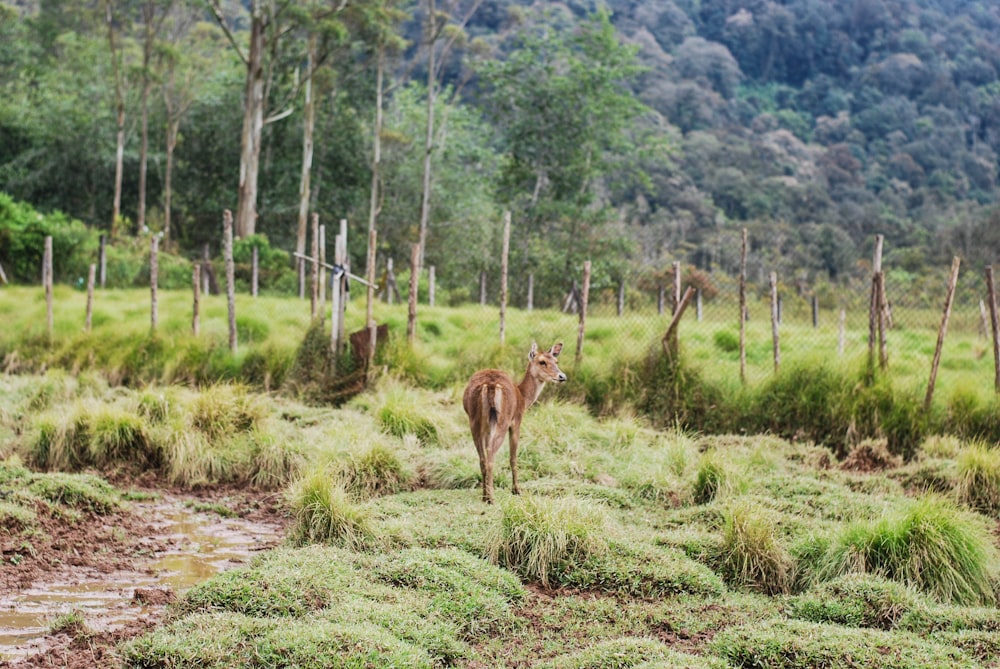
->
[818,495,999,605]
[718,500,793,595]
[954,441,1000,513]
[486,494,609,587]
[285,468,380,549]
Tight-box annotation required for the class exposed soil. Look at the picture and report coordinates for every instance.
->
[0,480,290,669]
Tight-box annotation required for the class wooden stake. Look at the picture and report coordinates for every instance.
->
[770,271,780,373]
[526,273,533,311]
[877,271,888,369]
[44,235,52,338]
[319,224,326,315]
[311,213,319,318]
[479,270,486,306]
[192,264,201,337]
[838,308,846,355]
[673,261,681,314]
[987,266,1000,393]
[575,260,592,365]
[99,234,106,289]
[150,236,158,331]
[429,265,436,307]
[499,211,511,344]
[223,210,236,353]
[251,245,259,298]
[739,228,747,384]
[697,288,703,321]
[617,279,625,316]
[925,256,961,411]
[407,243,419,345]
[85,263,95,332]
[662,285,695,360]
[366,228,377,370]
[657,284,664,316]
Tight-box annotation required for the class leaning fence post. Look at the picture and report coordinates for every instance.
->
[575,260,592,365]
[925,256,961,411]
[987,266,1000,393]
[150,235,158,331]
[85,263,96,332]
[223,209,237,353]
[663,286,695,360]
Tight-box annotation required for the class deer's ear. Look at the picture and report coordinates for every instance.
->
[550,342,563,358]
[528,342,538,360]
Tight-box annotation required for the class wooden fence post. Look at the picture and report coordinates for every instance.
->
[366,228,377,371]
[499,211,511,344]
[311,213,319,318]
[223,210,237,353]
[987,266,1000,393]
[85,263,96,332]
[407,243,420,346]
[838,308,846,356]
[150,236,158,331]
[770,271,780,373]
[575,260,592,365]
[192,264,201,337]
[662,286,695,360]
[319,224,326,316]
[925,256,961,411]
[617,279,625,316]
[696,288,703,322]
[811,295,819,328]
[428,265,436,307]
[251,245,259,298]
[44,235,53,338]
[657,285,664,316]
[739,228,747,384]
[673,261,681,314]
[869,234,884,372]
[479,270,486,306]
[99,233,106,289]
[526,273,533,311]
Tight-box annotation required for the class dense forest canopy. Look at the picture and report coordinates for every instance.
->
[2,0,1000,305]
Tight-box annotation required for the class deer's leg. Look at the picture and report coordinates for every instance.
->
[483,455,495,504]
[475,440,490,503]
[509,425,521,495]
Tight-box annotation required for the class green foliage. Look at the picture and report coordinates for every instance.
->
[954,441,1000,513]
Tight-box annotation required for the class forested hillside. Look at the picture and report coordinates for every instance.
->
[2,0,1000,306]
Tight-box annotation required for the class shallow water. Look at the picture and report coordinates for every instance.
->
[0,496,282,660]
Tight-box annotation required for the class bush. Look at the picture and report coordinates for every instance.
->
[718,500,793,595]
[818,495,999,606]
[486,494,609,587]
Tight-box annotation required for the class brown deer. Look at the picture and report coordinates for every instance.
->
[463,342,567,504]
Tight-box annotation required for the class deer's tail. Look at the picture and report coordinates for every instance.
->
[480,383,503,444]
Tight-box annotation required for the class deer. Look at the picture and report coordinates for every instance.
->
[463,342,567,504]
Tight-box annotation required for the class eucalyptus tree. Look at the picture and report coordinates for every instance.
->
[477,8,656,305]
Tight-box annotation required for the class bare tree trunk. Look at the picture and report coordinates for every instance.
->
[138,1,154,233]
[296,34,317,293]
[235,5,266,238]
[366,48,384,368]
[164,118,179,248]
[417,0,437,268]
[106,0,126,237]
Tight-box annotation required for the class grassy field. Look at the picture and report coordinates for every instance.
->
[3,361,1000,666]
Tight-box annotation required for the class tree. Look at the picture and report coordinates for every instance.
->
[477,8,656,303]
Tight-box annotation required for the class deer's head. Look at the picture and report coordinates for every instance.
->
[528,342,567,385]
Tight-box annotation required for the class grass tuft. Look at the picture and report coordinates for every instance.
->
[718,499,793,595]
[285,468,381,549]
[486,494,609,587]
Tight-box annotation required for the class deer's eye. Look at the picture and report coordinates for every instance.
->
[539,360,547,366]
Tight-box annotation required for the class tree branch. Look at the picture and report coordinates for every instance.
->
[205,0,248,66]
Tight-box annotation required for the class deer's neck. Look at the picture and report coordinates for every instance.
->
[518,372,544,410]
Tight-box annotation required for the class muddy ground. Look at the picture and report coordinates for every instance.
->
[0,478,290,669]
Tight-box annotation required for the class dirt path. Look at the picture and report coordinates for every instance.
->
[0,484,289,669]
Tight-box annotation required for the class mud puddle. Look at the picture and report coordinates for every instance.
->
[0,495,283,661]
